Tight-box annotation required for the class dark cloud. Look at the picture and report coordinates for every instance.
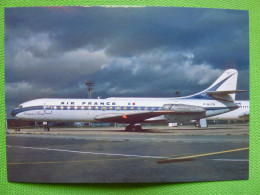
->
[4,6,249,118]
[5,7,249,67]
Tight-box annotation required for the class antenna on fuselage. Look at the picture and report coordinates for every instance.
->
[85,80,95,99]
[175,90,181,97]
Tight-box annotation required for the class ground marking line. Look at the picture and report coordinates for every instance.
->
[209,159,249,162]
[173,147,249,159]
[7,157,141,165]
[7,157,249,165]
[157,147,249,164]
[6,145,249,165]
[165,147,249,159]
[7,153,188,165]
[6,145,170,159]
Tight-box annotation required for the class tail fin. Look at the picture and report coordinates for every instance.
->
[184,69,246,102]
[206,69,238,92]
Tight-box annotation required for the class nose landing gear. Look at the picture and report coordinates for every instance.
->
[43,126,50,131]
[42,122,50,131]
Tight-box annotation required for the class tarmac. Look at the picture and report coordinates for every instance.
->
[6,124,249,183]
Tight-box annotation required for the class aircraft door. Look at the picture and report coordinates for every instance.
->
[44,103,52,114]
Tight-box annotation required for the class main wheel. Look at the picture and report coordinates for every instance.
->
[125,125,133,131]
[134,125,142,131]
[195,122,200,127]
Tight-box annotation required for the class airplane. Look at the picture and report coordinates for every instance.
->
[11,69,246,131]
[207,100,249,121]
[191,100,249,127]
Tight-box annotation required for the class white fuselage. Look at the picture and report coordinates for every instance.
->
[12,97,238,123]
[207,100,249,121]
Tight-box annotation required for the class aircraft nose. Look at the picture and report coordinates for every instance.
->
[11,109,17,117]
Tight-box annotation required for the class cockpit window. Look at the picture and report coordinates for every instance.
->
[19,105,23,108]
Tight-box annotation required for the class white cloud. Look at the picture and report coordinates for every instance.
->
[108,49,222,85]
[6,82,33,92]
[61,48,112,74]
[5,81,55,102]
[6,33,113,87]
[7,31,112,75]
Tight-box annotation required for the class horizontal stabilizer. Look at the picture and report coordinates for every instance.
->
[206,90,247,102]
[206,90,247,95]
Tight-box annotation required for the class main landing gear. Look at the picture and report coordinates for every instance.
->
[125,124,142,131]
[194,122,200,127]
[194,118,208,128]
[42,121,50,132]
[43,126,50,131]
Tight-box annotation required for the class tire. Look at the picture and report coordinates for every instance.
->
[195,123,200,127]
[135,125,142,131]
[125,125,132,131]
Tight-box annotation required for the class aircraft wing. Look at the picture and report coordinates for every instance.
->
[94,111,176,123]
[94,104,206,123]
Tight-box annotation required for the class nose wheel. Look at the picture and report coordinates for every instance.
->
[44,126,50,131]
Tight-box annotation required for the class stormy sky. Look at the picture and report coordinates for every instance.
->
[4,6,249,118]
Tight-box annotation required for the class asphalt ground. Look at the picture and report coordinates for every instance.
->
[6,124,249,183]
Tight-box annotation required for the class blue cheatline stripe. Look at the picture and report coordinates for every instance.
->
[12,105,237,116]
[11,106,43,116]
